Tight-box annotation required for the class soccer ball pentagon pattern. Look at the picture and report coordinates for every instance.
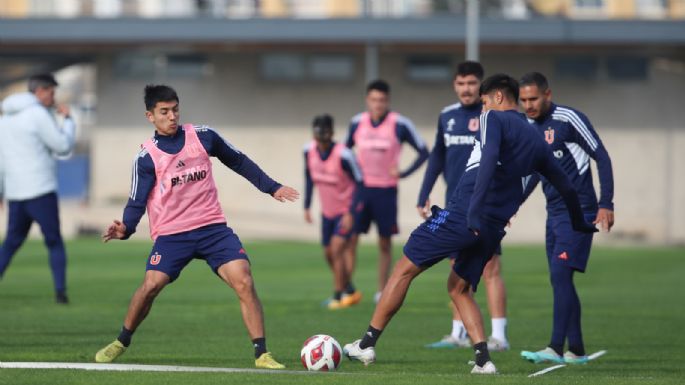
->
[300,334,342,371]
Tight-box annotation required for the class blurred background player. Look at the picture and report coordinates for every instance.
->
[345,80,429,303]
[304,114,363,309]
[518,72,614,365]
[343,74,597,374]
[0,73,75,304]
[418,61,509,351]
[95,85,298,369]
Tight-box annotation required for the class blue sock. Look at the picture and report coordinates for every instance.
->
[117,327,133,347]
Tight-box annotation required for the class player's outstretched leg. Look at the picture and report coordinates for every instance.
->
[374,236,393,303]
[449,271,497,374]
[95,270,170,363]
[426,261,471,349]
[217,260,285,369]
[482,254,509,351]
[344,256,424,365]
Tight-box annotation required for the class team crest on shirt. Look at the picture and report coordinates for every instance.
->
[545,127,555,144]
[150,252,162,265]
[468,118,479,132]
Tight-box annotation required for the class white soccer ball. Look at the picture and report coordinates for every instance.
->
[300,334,342,371]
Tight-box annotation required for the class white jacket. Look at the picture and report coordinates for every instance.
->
[0,92,75,200]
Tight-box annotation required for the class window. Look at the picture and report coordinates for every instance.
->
[406,56,452,82]
[166,54,211,77]
[260,53,355,82]
[554,56,599,81]
[260,54,306,81]
[113,54,157,78]
[309,55,354,81]
[607,56,648,80]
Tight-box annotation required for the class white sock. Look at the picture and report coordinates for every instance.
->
[451,320,466,340]
[491,318,507,342]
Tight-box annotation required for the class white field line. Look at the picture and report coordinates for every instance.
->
[528,364,566,377]
[0,362,338,375]
[527,350,607,378]
[588,350,607,361]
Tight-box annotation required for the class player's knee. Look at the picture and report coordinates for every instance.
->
[232,274,255,296]
[43,234,64,249]
[549,264,572,288]
[483,259,501,282]
[141,279,166,297]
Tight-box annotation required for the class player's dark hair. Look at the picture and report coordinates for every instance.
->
[519,72,549,92]
[480,74,519,102]
[28,73,58,93]
[312,114,333,132]
[144,84,179,111]
[455,61,484,80]
[366,79,390,95]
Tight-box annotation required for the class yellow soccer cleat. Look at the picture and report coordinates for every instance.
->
[255,352,286,369]
[327,299,345,310]
[95,340,127,363]
[341,290,362,307]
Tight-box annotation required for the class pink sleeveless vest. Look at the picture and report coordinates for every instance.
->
[143,124,226,240]
[307,142,355,218]
[353,111,401,188]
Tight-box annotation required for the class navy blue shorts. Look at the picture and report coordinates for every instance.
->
[147,223,249,282]
[355,187,398,237]
[403,206,506,291]
[321,214,353,246]
[546,212,595,272]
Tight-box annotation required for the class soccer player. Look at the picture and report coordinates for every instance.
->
[418,61,509,351]
[304,114,363,310]
[518,72,614,365]
[0,73,75,304]
[343,74,597,374]
[94,85,298,369]
[346,80,429,302]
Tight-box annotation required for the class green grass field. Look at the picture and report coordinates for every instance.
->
[0,239,683,384]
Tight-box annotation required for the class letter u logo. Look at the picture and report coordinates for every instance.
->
[150,253,162,265]
[545,128,555,144]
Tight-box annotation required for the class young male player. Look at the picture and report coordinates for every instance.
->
[343,74,597,374]
[346,80,429,302]
[304,114,363,310]
[518,72,614,364]
[94,85,298,369]
[418,61,509,351]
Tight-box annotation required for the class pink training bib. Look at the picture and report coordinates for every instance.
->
[307,141,355,218]
[143,124,226,240]
[353,112,401,188]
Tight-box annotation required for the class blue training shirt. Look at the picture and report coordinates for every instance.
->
[446,109,588,233]
[303,141,364,212]
[417,101,482,206]
[345,110,429,179]
[123,125,281,238]
[523,103,614,216]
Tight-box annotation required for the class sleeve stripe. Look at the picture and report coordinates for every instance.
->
[479,110,490,147]
[206,126,241,154]
[553,108,598,150]
[341,147,364,182]
[397,115,426,148]
[130,155,139,200]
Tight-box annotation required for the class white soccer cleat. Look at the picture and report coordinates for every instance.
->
[471,361,497,374]
[487,336,510,351]
[343,339,376,366]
